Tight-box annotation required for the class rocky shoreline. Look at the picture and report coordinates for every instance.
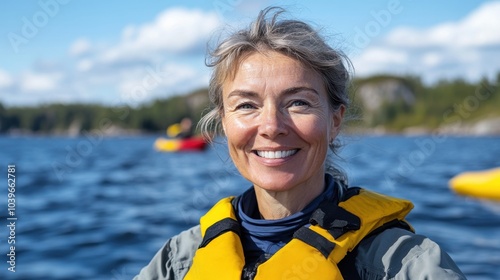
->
[5,117,500,137]
[347,116,500,136]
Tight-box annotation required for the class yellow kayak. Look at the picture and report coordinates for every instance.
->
[449,168,500,200]
[154,137,207,152]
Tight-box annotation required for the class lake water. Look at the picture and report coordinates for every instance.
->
[0,135,499,280]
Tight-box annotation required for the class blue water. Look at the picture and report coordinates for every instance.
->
[0,135,499,280]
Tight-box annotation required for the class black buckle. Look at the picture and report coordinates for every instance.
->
[310,203,361,239]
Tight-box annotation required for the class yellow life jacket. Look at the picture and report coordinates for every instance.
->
[184,188,414,280]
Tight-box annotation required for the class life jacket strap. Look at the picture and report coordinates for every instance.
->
[199,217,241,248]
[310,199,361,239]
[293,227,336,258]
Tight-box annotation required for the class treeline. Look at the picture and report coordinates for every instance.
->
[350,74,500,131]
[0,75,499,135]
[0,88,210,135]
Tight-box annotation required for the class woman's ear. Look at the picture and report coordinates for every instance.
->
[329,105,345,141]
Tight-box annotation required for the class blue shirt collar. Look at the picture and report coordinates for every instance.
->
[236,174,339,262]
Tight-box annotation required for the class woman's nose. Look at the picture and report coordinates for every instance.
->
[258,105,288,139]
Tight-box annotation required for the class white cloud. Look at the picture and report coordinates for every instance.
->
[421,52,442,68]
[385,2,500,49]
[96,8,219,66]
[0,69,14,89]
[118,64,194,94]
[0,7,218,106]
[451,2,500,48]
[353,1,500,83]
[69,38,92,57]
[76,59,93,72]
[75,7,220,104]
[356,47,408,65]
[19,71,63,92]
[353,47,409,77]
[116,62,209,106]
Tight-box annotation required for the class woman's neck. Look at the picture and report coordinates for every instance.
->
[253,177,325,220]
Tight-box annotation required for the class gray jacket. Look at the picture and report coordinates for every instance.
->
[134,225,466,279]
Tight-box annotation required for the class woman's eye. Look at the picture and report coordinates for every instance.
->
[291,100,309,107]
[236,103,255,110]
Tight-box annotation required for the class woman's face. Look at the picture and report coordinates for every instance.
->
[221,51,344,193]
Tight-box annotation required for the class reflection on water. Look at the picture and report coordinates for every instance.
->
[0,135,499,280]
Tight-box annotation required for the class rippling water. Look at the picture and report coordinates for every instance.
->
[0,135,499,280]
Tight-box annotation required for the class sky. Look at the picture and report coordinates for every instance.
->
[0,0,499,107]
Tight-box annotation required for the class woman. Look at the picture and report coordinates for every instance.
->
[135,7,465,280]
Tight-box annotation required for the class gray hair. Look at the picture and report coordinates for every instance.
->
[198,6,352,181]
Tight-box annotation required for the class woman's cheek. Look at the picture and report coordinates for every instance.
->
[291,114,328,138]
[224,114,254,144]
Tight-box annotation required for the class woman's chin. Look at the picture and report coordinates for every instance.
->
[251,174,300,193]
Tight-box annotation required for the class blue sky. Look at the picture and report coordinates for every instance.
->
[1,0,499,107]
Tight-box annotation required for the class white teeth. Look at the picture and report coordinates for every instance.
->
[256,150,297,159]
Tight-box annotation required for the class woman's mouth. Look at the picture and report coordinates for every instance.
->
[254,149,299,159]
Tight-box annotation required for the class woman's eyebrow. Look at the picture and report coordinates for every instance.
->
[227,90,259,99]
[281,86,319,96]
[227,87,318,99]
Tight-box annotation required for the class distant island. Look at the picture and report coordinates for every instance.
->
[1,74,499,136]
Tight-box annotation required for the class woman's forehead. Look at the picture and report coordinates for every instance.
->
[222,50,313,84]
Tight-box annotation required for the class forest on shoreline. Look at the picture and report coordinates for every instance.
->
[1,74,499,136]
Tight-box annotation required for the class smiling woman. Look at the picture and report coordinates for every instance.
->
[220,51,342,218]
[134,6,466,280]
